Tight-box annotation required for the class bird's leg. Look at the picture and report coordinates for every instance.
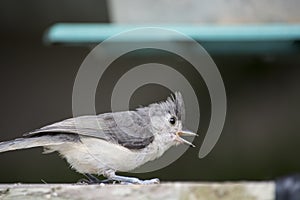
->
[103,170,160,184]
[78,173,112,184]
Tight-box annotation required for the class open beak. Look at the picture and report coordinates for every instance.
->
[175,129,197,147]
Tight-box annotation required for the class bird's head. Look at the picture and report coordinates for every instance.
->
[137,92,197,148]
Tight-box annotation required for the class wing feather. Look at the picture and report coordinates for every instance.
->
[24,111,154,150]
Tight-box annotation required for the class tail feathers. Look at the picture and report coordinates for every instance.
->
[0,135,76,153]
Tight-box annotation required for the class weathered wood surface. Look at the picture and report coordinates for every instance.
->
[0,182,274,200]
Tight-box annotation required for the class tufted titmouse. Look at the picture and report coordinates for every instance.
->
[0,92,197,184]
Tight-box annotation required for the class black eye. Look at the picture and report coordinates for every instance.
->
[169,116,176,125]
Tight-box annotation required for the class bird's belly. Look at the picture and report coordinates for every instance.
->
[51,137,154,175]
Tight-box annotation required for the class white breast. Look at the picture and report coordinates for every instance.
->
[48,137,163,175]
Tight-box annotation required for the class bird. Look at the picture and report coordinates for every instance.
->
[0,92,197,184]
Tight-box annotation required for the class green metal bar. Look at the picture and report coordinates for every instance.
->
[44,23,300,54]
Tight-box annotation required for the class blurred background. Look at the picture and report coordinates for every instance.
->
[0,0,300,183]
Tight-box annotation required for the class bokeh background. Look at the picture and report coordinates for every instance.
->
[0,0,300,183]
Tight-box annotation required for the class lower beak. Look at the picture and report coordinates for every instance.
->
[175,130,197,147]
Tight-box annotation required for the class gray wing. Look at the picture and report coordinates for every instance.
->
[25,111,154,150]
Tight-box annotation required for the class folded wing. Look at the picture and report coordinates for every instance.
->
[25,111,154,150]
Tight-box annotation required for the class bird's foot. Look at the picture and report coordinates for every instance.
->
[120,178,160,185]
[103,170,160,185]
[77,174,115,185]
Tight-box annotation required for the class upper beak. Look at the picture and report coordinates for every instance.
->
[177,129,199,137]
[175,129,198,147]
